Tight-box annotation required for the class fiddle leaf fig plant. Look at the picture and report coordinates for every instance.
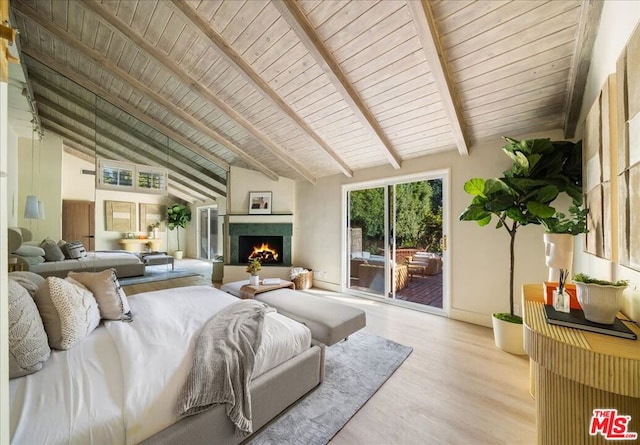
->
[460,137,583,320]
[167,204,192,251]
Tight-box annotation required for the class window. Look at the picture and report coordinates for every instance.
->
[98,158,167,194]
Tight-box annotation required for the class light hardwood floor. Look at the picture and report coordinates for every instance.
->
[122,270,536,445]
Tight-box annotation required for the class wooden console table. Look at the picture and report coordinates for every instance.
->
[523,284,640,444]
[118,238,162,253]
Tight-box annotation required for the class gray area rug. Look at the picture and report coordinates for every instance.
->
[247,331,412,445]
[118,269,201,286]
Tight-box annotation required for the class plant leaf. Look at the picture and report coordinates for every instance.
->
[526,201,555,218]
[463,178,486,196]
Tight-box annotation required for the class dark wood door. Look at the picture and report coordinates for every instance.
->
[62,200,95,251]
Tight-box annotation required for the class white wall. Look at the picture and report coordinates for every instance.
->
[296,130,565,327]
[574,2,640,321]
[62,153,95,201]
[17,133,63,241]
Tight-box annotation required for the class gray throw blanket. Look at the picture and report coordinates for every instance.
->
[177,300,274,436]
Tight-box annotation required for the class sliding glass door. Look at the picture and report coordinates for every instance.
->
[197,205,219,261]
[345,172,448,314]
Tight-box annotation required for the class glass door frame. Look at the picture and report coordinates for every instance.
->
[341,169,450,316]
[196,204,219,261]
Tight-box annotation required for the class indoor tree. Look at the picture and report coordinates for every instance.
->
[459,137,582,322]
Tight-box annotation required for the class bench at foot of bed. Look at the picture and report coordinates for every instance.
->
[220,281,366,346]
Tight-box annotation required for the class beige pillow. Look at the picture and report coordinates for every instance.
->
[33,277,101,350]
[8,279,51,378]
[68,269,133,321]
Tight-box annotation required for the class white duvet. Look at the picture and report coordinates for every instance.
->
[10,285,311,444]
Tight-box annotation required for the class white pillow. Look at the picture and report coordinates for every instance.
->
[9,271,45,297]
[8,279,51,378]
[33,277,101,350]
[68,269,133,321]
[13,245,45,257]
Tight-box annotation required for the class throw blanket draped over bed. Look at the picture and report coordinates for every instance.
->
[177,300,274,436]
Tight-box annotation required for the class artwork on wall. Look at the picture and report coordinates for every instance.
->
[616,24,640,272]
[583,76,613,260]
[140,203,166,231]
[248,192,272,214]
[105,201,136,232]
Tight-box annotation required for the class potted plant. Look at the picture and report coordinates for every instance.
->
[167,204,191,259]
[246,258,262,285]
[460,137,582,354]
[148,221,160,239]
[573,273,628,324]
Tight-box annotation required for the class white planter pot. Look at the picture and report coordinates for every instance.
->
[174,250,184,260]
[491,315,526,355]
[575,282,625,324]
[249,275,259,286]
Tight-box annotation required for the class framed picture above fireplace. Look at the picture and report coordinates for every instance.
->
[249,191,272,214]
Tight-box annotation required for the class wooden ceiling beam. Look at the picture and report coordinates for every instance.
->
[272,0,402,169]
[62,141,96,164]
[563,0,604,138]
[407,0,469,157]
[168,0,352,178]
[30,73,227,188]
[23,52,231,176]
[167,185,198,204]
[12,2,281,182]
[81,0,317,183]
[40,111,221,200]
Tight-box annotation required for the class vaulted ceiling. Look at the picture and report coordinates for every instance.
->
[8,0,602,202]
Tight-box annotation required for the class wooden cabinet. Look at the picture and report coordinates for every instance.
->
[62,200,95,250]
[523,285,640,444]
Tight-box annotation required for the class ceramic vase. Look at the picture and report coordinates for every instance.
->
[575,282,626,324]
[249,275,259,286]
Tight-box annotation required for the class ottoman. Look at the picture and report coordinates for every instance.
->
[143,254,174,270]
[220,281,366,346]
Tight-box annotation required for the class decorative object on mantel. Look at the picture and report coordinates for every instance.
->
[246,258,262,286]
[460,137,582,355]
[572,273,629,324]
[148,222,160,239]
[167,204,191,259]
[248,191,272,215]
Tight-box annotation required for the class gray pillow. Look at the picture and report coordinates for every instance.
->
[61,241,87,259]
[13,244,46,257]
[14,255,45,266]
[8,271,45,297]
[40,239,66,262]
[8,279,51,378]
[33,277,101,350]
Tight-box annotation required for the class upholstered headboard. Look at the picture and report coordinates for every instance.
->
[8,227,34,253]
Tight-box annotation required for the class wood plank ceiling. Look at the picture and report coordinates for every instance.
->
[8,0,602,202]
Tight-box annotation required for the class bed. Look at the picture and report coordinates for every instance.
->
[9,284,324,444]
[8,227,145,278]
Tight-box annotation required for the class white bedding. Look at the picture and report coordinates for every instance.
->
[10,285,311,444]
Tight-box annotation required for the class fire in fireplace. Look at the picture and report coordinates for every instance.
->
[238,236,283,264]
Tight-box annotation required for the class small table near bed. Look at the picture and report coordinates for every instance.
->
[238,280,295,299]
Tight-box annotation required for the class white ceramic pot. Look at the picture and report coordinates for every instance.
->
[491,315,526,355]
[574,282,625,324]
[249,275,259,286]
[174,250,184,260]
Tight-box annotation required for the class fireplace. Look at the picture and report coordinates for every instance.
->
[229,222,292,266]
[238,236,283,264]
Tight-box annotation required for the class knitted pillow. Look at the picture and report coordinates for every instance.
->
[40,238,66,262]
[8,271,45,297]
[8,279,51,378]
[33,277,101,350]
[67,269,133,321]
